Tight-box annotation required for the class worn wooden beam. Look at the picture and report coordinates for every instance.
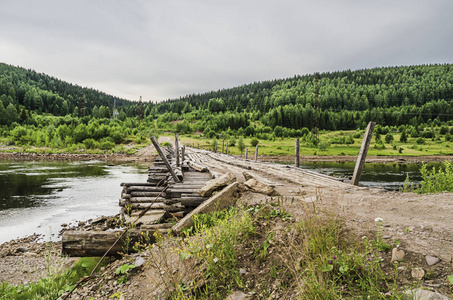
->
[352,121,376,185]
[150,136,180,183]
[175,133,180,167]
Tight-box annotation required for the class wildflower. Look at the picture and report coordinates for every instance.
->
[328,260,333,264]
[332,255,337,260]
[374,217,383,223]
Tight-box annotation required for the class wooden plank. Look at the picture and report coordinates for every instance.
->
[352,121,376,185]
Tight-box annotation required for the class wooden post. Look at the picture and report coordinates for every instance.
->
[352,121,376,186]
[175,133,180,167]
[181,145,185,162]
[222,140,225,153]
[245,148,248,160]
[295,138,300,167]
[226,142,228,154]
[254,145,259,161]
[150,136,180,183]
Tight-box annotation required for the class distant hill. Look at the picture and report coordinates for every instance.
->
[148,64,453,131]
[0,62,132,117]
[2,63,452,131]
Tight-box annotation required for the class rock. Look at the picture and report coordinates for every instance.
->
[16,246,29,253]
[61,223,68,227]
[404,288,449,300]
[134,256,146,267]
[239,268,247,275]
[244,178,279,196]
[226,291,248,300]
[391,248,405,262]
[198,172,236,197]
[426,255,440,266]
[24,252,38,257]
[411,267,425,280]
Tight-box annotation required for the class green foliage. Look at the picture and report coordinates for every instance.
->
[416,162,453,194]
[250,137,259,147]
[385,133,394,144]
[0,257,107,300]
[115,264,136,284]
[416,137,425,145]
[237,137,245,154]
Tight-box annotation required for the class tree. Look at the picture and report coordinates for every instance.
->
[237,137,245,155]
[5,103,18,125]
[385,133,394,144]
[400,130,407,143]
[250,137,259,147]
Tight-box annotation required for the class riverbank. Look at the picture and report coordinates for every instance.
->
[0,150,452,164]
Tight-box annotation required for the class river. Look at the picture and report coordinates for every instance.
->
[0,160,148,244]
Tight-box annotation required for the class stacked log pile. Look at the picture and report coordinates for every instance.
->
[63,143,213,257]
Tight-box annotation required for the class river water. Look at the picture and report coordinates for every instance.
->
[0,160,442,244]
[0,160,148,244]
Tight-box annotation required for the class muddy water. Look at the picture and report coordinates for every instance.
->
[0,160,148,244]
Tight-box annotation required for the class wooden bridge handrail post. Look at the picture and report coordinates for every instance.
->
[150,136,180,183]
[245,148,248,160]
[295,138,300,167]
[352,121,376,185]
[254,145,259,161]
[175,133,180,167]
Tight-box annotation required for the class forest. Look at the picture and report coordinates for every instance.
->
[0,62,452,153]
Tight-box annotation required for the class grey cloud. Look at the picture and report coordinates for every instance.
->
[0,0,452,101]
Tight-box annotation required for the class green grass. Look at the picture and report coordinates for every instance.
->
[0,257,108,300]
[148,201,409,299]
[180,131,453,158]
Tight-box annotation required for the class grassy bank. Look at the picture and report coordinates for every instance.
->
[147,201,413,299]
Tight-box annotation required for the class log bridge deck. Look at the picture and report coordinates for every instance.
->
[118,146,213,231]
[62,145,214,257]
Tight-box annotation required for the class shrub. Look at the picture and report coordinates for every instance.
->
[384,133,394,144]
[99,139,115,150]
[83,138,97,149]
[416,137,425,145]
[250,137,259,147]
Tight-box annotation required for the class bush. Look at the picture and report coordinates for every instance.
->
[318,141,330,150]
[99,139,115,150]
[83,138,98,149]
[399,131,407,143]
[384,133,394,144]
[250,137,259,147]
[416,137,425,145]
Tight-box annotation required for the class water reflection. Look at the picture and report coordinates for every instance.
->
[298,161,444,190]
[0,160,148,243]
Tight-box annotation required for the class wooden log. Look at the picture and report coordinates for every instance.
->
[188,161,209,172]
[62,229,156,257]
[140,223,174,230]
[126,186,166,192]
[130,191,164,197]
[180,197,206,207]
[128,203,191,212]
[121,182,161,187]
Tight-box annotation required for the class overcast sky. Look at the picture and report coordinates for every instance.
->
[1,1,452,102]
